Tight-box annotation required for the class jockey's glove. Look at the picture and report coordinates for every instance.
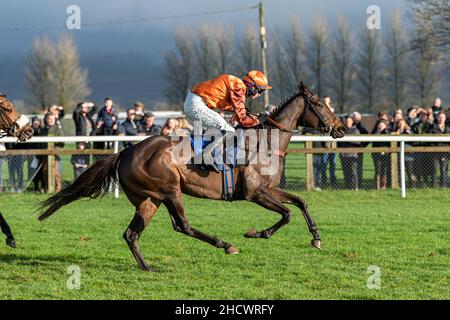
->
[257,112,268,124]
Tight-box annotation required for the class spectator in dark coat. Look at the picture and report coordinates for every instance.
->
[431,97,442,116]
[118,108,143,149]
[412,110,433,187]
[133,101,146,125]
[42,114,65,192]
[430,111,450,188]
[338,116,361,190]
[73,101,97,137]
[141,112,162,136]
[95,97,118,152]
[96,97,118,136]
[28,116,46,193]
[352,112,368,189]
[395,119,415,188]
[406,106,418,127]
[371,120,390,190]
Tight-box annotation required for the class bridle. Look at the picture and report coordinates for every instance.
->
[0,95,32,141]
[298,92,337,135]
[263,93,338,135]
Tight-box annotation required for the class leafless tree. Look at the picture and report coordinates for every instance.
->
[25,36,90,111]
[269,44,292,103]
[52,35,91,109]
[164,28,195,108]
[384,12,409,109]
[195,25,219,80]
[286,19,306,89]
[236,26,262,72]
[236,26,263,112]
[408,19,442,105]
[270,19,306,102]
[328,16,355,113]
[408,0,449,60]
[306,17,329,96]
[24,37,55,111]
[356,29,382,112]
[213,25,234,74]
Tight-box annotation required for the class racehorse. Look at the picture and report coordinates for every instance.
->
[0,93,34,248]
[38,83,345,271]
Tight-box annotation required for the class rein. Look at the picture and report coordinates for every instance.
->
[264,95,333,135]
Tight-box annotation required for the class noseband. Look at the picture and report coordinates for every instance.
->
[298,93,337,135]
[265,93,338,135]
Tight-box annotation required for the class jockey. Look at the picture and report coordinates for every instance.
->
[183,70,272,171]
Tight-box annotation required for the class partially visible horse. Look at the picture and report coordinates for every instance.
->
[39,83,345,271]
[0,93,34,248]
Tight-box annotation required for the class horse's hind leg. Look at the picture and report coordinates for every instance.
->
[123,199,161,271]
[0,213,16,248]
[164,192,239,254]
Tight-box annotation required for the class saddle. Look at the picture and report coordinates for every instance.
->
[190,134,241,201]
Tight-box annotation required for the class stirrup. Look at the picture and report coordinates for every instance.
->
[208,163,220,173]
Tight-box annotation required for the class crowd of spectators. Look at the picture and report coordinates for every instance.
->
[0,97,193,193]
[312,97,449,191]
[0,94,447,193]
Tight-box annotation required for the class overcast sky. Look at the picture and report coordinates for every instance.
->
[0,0,408,105]
[1,0,407,54]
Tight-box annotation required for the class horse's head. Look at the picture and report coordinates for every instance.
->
[0,93,34,141]
[298,82,345,139]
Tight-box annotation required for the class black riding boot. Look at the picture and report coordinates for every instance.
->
[200,131,234,172]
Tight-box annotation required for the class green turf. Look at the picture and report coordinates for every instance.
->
[0,190,448,300]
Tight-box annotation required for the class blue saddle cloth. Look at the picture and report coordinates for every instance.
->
[190,134,239,172]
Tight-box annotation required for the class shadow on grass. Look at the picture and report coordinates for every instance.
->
[0,251,173,274]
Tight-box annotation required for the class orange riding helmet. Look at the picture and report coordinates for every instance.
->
[243,70,272,91]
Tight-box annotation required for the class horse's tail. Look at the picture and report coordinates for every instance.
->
[38,152,121,221]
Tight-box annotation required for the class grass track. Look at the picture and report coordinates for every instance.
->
[0,190,448,299]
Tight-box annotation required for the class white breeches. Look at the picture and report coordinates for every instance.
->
[183,92,235,133]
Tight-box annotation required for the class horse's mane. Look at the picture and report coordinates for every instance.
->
[269,91,302,118]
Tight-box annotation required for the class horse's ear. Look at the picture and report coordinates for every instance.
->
[299,82,314,97]
[298,82,305,93]
[299,82,320,103]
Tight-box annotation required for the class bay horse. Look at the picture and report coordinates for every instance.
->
[0,93,34,248]
[39,83,345,271]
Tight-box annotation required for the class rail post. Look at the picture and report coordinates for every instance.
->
[390,141,399,189]
[305,140,314,191]
[400,141,406,198]
[47,142,55,193]
[114,141,119,199]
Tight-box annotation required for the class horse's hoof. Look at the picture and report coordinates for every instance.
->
[6,238,16,249]
[225,245,239,255]
[244,228,258,238]
[311,239,322,250]
[142,265,158,272]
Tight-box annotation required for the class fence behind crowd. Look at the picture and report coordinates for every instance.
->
[1,135,450,198]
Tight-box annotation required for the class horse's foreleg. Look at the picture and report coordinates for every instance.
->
[164,193,239,254]
[270,188,321,249]
[0,213,16,248]
[123,199,160,271]
[245,190,291,239]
